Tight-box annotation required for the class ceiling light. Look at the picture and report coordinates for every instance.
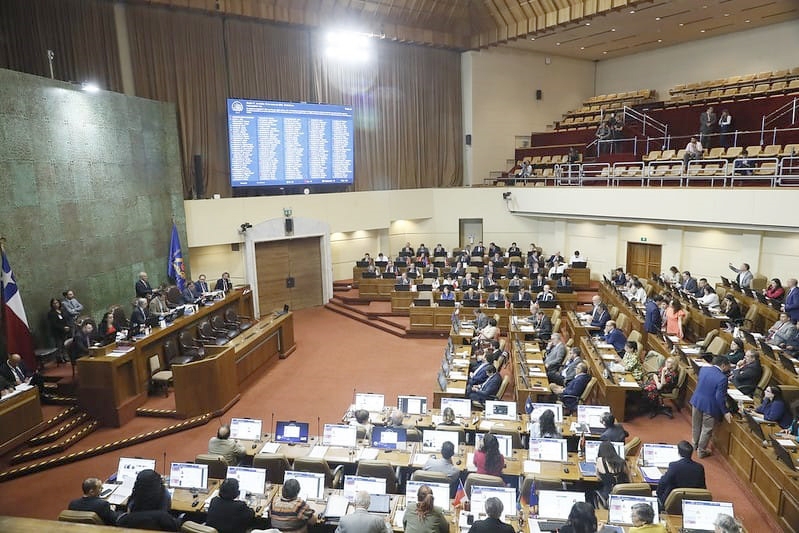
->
[530,37,536,41]
[658,39,662,43]
[585,22,590,26]
[555,42,560,46]
[611,28,616,32]
[655,17,661,21]
[745,19,751,23]
[603,51,608,54]
[700,29,706,33]
[679,23,684,27]
[81,82,99,92]
[724,13,730,17]
[580,46,585,50]
[629,10,635,14]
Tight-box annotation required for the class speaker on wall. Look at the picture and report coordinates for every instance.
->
[284,217,294,236]
[465,134,472,146]
[535,90,542,100]
[193,154,204,199]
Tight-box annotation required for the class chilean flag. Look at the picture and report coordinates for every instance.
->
[453,478,467,507]
[1,249,36,369]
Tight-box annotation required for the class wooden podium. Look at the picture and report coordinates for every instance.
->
[172,346,239,418]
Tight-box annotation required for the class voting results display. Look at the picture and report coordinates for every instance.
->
[228,99,354,188]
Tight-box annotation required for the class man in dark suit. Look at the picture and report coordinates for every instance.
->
[468,351,497,389]
[532,311,553,341]
[68,477,118,525]
[468,496,515,533]
[784,278,799,322]
[644,294,664,334]
[195,274,210,293]
[730,350,762,397]
[486,287,504,306]
[206,478,256,533]
[468,365,501,404]
[590,303,611,330]
[182,281,200,303]
[463,287,480,303]
[70,322,96,361]
[681,271,698,294]
[550,363,591,413]
[0,353,30,386]
[612,268,627,286]
[656,441,706,507]
[603,320,627,354]
[690,355,732,458]
[135,271,153,298]
[130,298,149,327]
[215,272,233,292]
[511,287,532,305]
[472,242,485,256]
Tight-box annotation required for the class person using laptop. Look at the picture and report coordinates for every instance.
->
[558,501,597,533]
[402,484,448,533]
[714,514,743,533]
[656,441,705,508]
[467,496,514,533]
[628,502,666,533]
[422,441,460,486]
[67,477,118,526]
[335,490,391,533]
[350,409,373,440]
[473,433,505,477]
[468,364,501,405]
[118,469,177,530]
[599,412,629,443]
[270,478,320,533]
[550,363,591,413]
[206,478,255,533]
[208,425,245,465]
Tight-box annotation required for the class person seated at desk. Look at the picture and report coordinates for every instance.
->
[135,271,154,298]
[531,310,553,341]
[612,340,643,382]
[630,280,647,303]
[70,322,96,362]
[130,298,150,329]
[424,263,439,276]
[530,273,546,291]
[0,353,30,387]
[196,274,211,294]
[544,333,566,374]
[439,285,455,301]
[61,289,84,327]
[752,384,792,429]
[629,502,666,533]
[270,478,320,533]
[548,346,582,386]
[642,356,678,418]
[550,363,591,413]
[767,312,797,347]
[336,491,391,533]
[682,136,704,167]
[182,281,202,303]
[595,440,630,506]
[558,502,597,533]
[215,271,233,292]
[765,278,785,302]
[118,469,176,530]
[536,284,555,302]
[602,321,627,354]
[724,338,745,365]
[697,285,720,309]
[568,250,584,266]
[680,271,698,295]
[433,244,446,256]
[557,273,572,289]
[612,267,627,286]
[468,364,501,405]
[468,497,515,533]
[473,308,489,332]
[473,433,505,476]
[148,291,171,316]
[507,263,523,279]
[0,374,16,397]
[486,287,504,306]
[423,441,460,486]
[527,253,541,275]
[714,514,744,533]
[468,349,497,386]
[462,287,480,303]
[778,400,799,442]
[599,412,629,442]
[449,262,465,278]
[400,242,415,257]
[549,260,567,277]
[206,478,256,533]
[438,407,459,427]
[403,484,448,533]
[510,287,532,305]
[591,303,611,330]
[460,272,477,289]
[656,441,705,508]
[350,409,373,440]
[507,274,522,289]
[398,272,412,286]
[731,350,761,397]
[407,264,420,278]
[530,408,561,439]
[68,477,119,526]
[209,424,246,465]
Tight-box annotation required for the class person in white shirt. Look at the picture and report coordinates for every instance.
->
[728,262,753,289]
[682,137,703,167]
[550,261,567,276]
[631,280,647,303]
[698,286,720,309]
[569,251,584,265]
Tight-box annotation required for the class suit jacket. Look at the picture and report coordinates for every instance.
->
[470,372,502,402]
[644,300,662,333]
[544,342,566,370]
[470,361,493,386]
[613,273,627,286]
[71,331,94,360]
[130,306,148,326]
[196,281,210,293]
[656,457,706,506]
[537,291,554,302]
[786,287,799,322]
[468,517,515,533]
[215,278,233,292]
[0,361,28,385]
[689,365,729,419]
[206,496,255,533]
[604,328,627,353]
[682,277,698,294]
[536,315,553,337]
[335,508,391,533]
[68,496,118,526]
[472,246,485,256]
[559,356,583,383]
[590,309,611,329]
[135,279,153,298]
[732,360,762,397]
[561,373,591,411]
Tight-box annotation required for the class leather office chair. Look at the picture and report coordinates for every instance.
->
[627,330,642,348]
[463,473,504,498]
[624,436,642,457]
[611,483,653,497]
[405,427,422,442]
[410,470,450,484]
[224,308,253,332]
[195,454,229,480]
[560,376,597,415]
[166,286,183,307]
[253,453,291,484]
[471,375,511,411]
[149,354,173,397]
[293,457,344,489]
[753,366,772,401]
[663,488,712,515]
[181,521,219,533]
[178,330,205,361]
[164,338,191,366]
[197,320,228,346]
[355,460,400,494]
[57,510,104,524]
[64,338,76,379]
[660,366,687,411]
[211,314,238,339]
[696,329,718,351]
[705,336,729,357]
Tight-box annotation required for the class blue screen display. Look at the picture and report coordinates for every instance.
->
[228,99,354,188]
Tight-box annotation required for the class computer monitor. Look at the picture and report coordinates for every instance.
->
[641,443,680,467]
[770,436,798,471]
[470,486,517,517]
[528,438,568,462]
[229,418,263,441]
[422,429,460,453]
[742,411,766,441]
[283,470,325,500]
[484,400,517,421]
[440,397,472,419]
[274,421,310,444]
[169,462,209,491]
[437,371,448,392]
[370,426,407,450]
[450,312,461,334]
[681,500,735,532]
[406,480,451,511]
[438,299,455,308]
[116,457,156,484]
[577,405,611,430]
[584,440,625,464]
[342,475,387,501]
[413,298,431,307]
[226,466,267,496]
[322,424,358,448]
[475,433,513,457]
[537,490,585,520]
[397,395,428,415]
[529,403,563,423]
[608,494,660,525]
[354,392,385,412]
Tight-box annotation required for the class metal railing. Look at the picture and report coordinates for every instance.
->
[622,106,668,140]
[761,97,798,145]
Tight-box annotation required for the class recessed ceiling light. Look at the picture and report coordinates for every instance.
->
[745,19,751,23]
[603,51,608,54]
[724,13,730,17]
[700,29,706,33]
[679,23,684,27]
[611,28,616,32]
[658,39,662,42]
[580,46,585,50]
[629,10,635,14]
[585,22,590,26]
[530,37,536,40]
[655,17,661,21]
[555,42,560,46]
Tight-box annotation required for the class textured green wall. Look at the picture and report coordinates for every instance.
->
[0,68,187,346]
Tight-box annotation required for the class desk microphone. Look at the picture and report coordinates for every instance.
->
[317,416,321,442]
[271,412,275,440]
[163,451,167,479]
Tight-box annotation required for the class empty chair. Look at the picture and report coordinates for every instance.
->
[663,488,712,515]
[197,320,228,346]
[624,436,642,457]
[164,338,192,366]
[724,146,743,159]
[779,143,799,157]
[659,150,676,161]
[181,522,219,533]
[642,150,661,162]
[355,460,400,493]
[178,330,205,361]
[410,470,451,484]
[754,161,778,176]
[58,510,104,524]
[211,315,238,339]
[293,457,344,488]
[761,145,781,157]
[195,454,229,480]
[519,475,564,497]
[488,424,523,449]
[464,473,505,498]
[704,336,729,357]
[253,453,291,484]
[224,308,253,332]
[745,145,763,158]
[696,329,718,350]
[611,483,652,496]
[148,354,173,397]
[706,147,725,159]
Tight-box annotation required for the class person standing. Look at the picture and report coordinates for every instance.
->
[699,106,716,148]
[689,356,732,458]
[718,109,732,148]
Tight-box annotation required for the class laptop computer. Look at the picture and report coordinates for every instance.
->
[227,466,267,497]
[535,490,585,531]
[169,462,209,492]
[641,443,680,467]
[607,494,659,525]
[406,480,451,511]
[470,486,517,518]
[230,418,263,441]
[577,405,611,434]
[484,400,517,421]
[528,438,568,462]
[283,470,325,500]
[681,500,734,533]
[342,475,388,510]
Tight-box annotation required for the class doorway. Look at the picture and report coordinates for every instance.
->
[626,242,662,279]
[459,218,483,249]
[255,237,323,313]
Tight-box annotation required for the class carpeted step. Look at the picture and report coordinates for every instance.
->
[324,302,407,338]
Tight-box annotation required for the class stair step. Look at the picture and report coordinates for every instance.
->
[325,302,407,338]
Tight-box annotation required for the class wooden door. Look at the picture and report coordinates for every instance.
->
[626,242,662,279]
[255,237,323,313]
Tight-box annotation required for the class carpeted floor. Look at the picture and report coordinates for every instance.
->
[0,305,781,530]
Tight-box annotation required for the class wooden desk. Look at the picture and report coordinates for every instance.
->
[228,312,295,383]
[359,278,397,300]
[172,346,239,419]
[77,346,144,427]
[579,337,641,421]
[0,387,43,456]
[565,268,591,289]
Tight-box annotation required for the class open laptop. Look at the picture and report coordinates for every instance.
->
[484,400,517,421]
[535,490,585,531]
[283,470,325,501]
[422,429,460,453]
[226,466,267,497]
[354,392,385,412]
[770,436,798,471]
[370,426,407,450]
[470,486,517,518]
[607,494,659,525]
[116,457,156,485]
[529,403,563,422]
[641,443,680,467]
[475,433,513,457]
[439,397,472,421]
[274,421,310,444]
[681,500,734,533]
[322,424,358,448]
[579,440,626,476]
[397,395,428,415]
[406,480,451,512]
[576,405,611,434]
[169,462,209,492]
[342,476,390,513]
[528,438,568,462]
[230,418,263,441]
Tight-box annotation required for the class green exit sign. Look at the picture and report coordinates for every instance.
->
[640,237,648,242]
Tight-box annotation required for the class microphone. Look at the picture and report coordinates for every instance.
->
[271,412,275,440]
[317,416,321,442]
[163,451,167,479]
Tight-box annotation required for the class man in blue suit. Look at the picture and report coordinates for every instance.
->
[689,355,732,458]
[550,363,591,413]
[469,364,502,404]
[784,278,799,322]
[602,321,627,354]
[467,351,497,389]
[590,303,611,330]
[656,441,706,506]
[681,271,698,295]
[644,294,664,334]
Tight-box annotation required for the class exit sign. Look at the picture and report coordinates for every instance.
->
[640,237,648,242]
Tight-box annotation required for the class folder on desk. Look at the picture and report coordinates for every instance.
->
[309,445,328,459]
[446,386,466,394]
[640,466,662,482]
[578,462,596,477]
[259,442,281,454]
[324,494,351,518]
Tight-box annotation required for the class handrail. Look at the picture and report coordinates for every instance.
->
[622,106,668,138]
[761,97,798,144]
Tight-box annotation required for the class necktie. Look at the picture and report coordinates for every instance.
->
[14,366,24,383]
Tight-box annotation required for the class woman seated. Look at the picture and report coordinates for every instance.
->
[558,501,597,533]
[721,294,742,328]
[611,341,643,382]
[777,400,799,442]
[642,356,678,419]
[753,384,792,429]
[697,286,720,309]
[98,311,117,337]
[117,469,178,531]
[402,484,448,533]
[439,285,455,301]
[472,433,505,477]
[530,409,561,439]
[269,478,319,533]
[595,440,630,507]
[629,502,666,533]
[725,338,745,365]
[765,278,785,302]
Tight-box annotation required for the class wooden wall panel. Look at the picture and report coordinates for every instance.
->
[255,237,323,313]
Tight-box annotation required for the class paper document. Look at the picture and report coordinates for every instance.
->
[529,371,547,378]
[309,445,328,458]
[527,358,544,365]
[523,460,541,474]
[466,452,477,471]
[107,482,133,506]
[358,448,379,461]
[601,354,617,361]
[259,442,281,454]
[412,453,431,467]
[325,494,350,518]
[640,467,662,480]
[446,387,466,394]
[727,389,752,402]
[776,439,797,448]
[618,381,640,388]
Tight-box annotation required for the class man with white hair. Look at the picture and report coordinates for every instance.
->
[335,490,391,533]
[467,497,515,533]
